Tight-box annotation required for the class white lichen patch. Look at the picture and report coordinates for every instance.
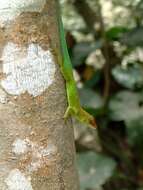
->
[40,144,57,157]
[26,141,57,173]
[0,0,46,26]
[5,169,33,190]
[12,139,29,155]
[0,88,9,104]
[1,42,56,97]
[11,138,57,173]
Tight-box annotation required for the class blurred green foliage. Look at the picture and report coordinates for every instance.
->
[77,152,116,190]
[60,0,143,189]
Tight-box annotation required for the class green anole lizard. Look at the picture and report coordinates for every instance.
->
[56,8,97,128]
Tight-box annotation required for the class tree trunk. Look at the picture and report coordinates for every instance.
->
[0,0,79,190]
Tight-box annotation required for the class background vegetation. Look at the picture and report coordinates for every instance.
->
[60,0,143,189]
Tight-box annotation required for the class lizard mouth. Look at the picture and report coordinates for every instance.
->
[90,118,97,128]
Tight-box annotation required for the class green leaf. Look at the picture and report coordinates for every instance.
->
[112,64,143,89]
[84,71,101,88]
[109,91,143,146]
[106,26,128,40]
[79,88,104,116]
[121,27,143,47]
[109,91,143,122]
[126,117,143,146]
[72,41,103,67]
[79,88,103,109]
[77,151,116,190]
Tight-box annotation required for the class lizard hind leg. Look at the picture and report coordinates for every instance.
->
[64,106,74,119]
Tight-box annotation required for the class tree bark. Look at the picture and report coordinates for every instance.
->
[0,0,79,190]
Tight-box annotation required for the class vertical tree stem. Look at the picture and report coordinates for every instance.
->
[0,0,79,189]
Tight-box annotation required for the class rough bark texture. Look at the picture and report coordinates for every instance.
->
[0,0,79,190]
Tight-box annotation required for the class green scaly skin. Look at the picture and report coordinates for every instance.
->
[57,11,97,128]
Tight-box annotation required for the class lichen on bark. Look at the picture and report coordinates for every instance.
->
[0,0,79,190]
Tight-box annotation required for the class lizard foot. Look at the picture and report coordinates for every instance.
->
[64,106,73,119]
